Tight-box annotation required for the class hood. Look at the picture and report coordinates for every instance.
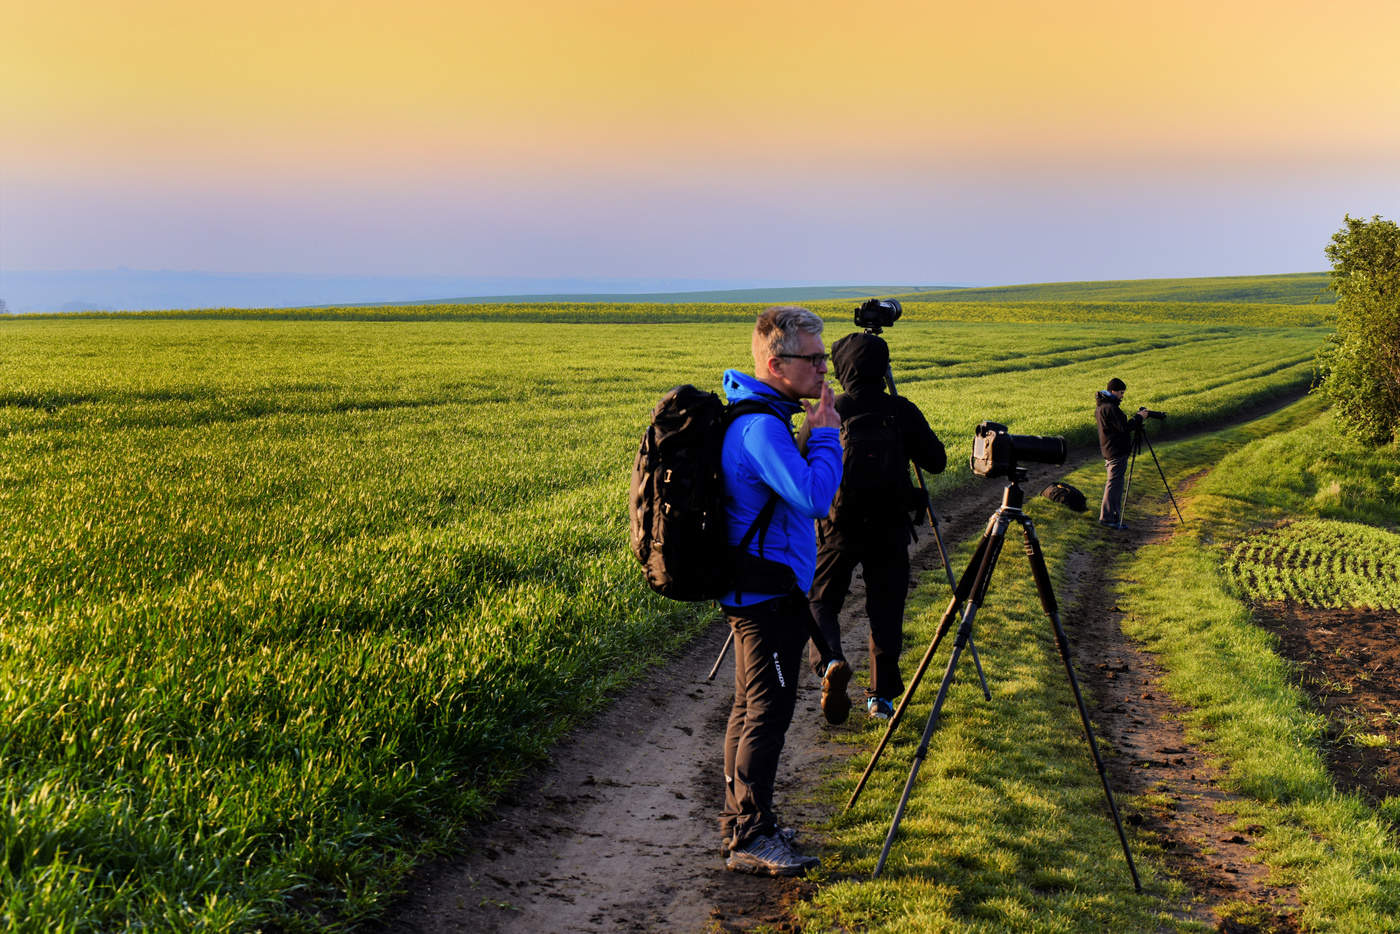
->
[1095,389,1120,408]
[722,369,802,419]
[831,332,889,393]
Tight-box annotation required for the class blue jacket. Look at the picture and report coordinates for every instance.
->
[720,369,843,606]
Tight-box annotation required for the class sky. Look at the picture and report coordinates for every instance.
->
[3,0,1400,291]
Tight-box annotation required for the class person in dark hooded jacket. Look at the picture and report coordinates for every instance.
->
[806,331,945,720]
[1095,377,1147,527]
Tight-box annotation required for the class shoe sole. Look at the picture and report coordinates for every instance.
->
[821,661,852,725]
[725,856,812,877]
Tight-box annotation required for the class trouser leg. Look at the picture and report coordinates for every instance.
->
[1101,456,1127,524]
[862,543,911,701]
[808,545,857,677]
[719,595,808,849]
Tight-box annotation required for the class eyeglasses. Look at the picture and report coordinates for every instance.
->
[777,352,829,366]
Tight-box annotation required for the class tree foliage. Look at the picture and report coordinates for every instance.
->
[1315,214,1400,445]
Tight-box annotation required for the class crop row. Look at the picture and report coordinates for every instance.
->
[1226,519,1400,610]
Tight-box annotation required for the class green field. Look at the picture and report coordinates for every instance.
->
[0,305,1342,929]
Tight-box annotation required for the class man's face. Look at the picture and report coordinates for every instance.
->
[769,331,829,400]
[1112,389,1126,401]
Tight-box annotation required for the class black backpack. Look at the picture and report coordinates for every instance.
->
[1041,481,1088,513]
[829,408,911,530]
[629,385,794,602]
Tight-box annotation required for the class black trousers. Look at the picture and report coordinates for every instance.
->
[719,593,811,849]
[808,536,910,702]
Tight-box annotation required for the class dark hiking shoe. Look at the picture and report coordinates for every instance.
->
[867,696,894,720]
[721,825,797,858]
[726,832,819,876]
[821,659,852,724]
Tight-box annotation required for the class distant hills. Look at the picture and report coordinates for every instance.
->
[894,272,1333,305]
[1,270,923,315]
[0,269,1332,314]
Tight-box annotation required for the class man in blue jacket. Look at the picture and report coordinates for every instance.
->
[719,306,842,877]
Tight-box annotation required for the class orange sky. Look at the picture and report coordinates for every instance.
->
[7,0,1399,177]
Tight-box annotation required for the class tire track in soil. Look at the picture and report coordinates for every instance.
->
[379,394,1306,934]
[1063,484,1302,932]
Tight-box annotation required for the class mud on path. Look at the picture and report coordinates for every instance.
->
[381,394,1361,934]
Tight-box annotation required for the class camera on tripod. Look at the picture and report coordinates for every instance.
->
[1142,409,1166,421]
[970,421,1067,479]
[854,298,902,332]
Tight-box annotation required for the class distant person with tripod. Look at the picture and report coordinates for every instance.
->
[808,332,946,722]
[717,306,842,877]
[1095,377,1147,528]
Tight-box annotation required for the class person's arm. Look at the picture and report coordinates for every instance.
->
[741,417,841,518]
[897,397,946,474]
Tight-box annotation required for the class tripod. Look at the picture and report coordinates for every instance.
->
[846,471,1141,890]
[881,357,989,698]
[1118,421,1184,529]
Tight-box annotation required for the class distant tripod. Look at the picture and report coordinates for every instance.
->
[1118,420,1184,529]
[845,470,1141,890]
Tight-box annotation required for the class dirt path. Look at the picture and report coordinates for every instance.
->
[1063,479,1303,932]
[380,397,1317,934]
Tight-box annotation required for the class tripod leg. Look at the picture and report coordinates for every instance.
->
[706,629,733,681]
[1140,431,1185,525]
[929,508,990,699]
[1019,517,1142,892]
[874,559,999,877]
[965,638,992,700]
[846,522,993,812]
[887,363,994,700]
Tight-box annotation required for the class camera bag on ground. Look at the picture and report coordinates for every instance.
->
[828,408,911,531]
[1040,481,1088,513]
[630,385,796,602]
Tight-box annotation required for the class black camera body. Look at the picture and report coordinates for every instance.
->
[855,298,902,332]
[970,421,1068,479]
[1142,409,1166,421]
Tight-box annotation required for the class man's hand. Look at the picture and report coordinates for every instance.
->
[803,381,841,430]
[1137,407,1149,416]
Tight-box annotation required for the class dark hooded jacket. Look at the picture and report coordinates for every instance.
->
[816,332,945,545]
[1095,389,1142,459]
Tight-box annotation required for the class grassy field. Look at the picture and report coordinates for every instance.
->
[0,308,1326,929]
[799,397,1400,931]
[51,295,1331,329]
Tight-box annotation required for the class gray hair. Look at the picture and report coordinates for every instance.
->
[752,305,824,365]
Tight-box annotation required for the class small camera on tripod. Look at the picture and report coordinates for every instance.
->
[1142,409,1167,421]
[854,298,902,332]
[970,421,1067,479]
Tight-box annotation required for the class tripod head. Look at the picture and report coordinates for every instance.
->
[993,470,1029,512]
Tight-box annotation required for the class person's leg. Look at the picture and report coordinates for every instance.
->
[720,616,749,849]
[725,596,808,849]
[807,544,855,677]
[863,542,911,703]
[1101,456,1127,524]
